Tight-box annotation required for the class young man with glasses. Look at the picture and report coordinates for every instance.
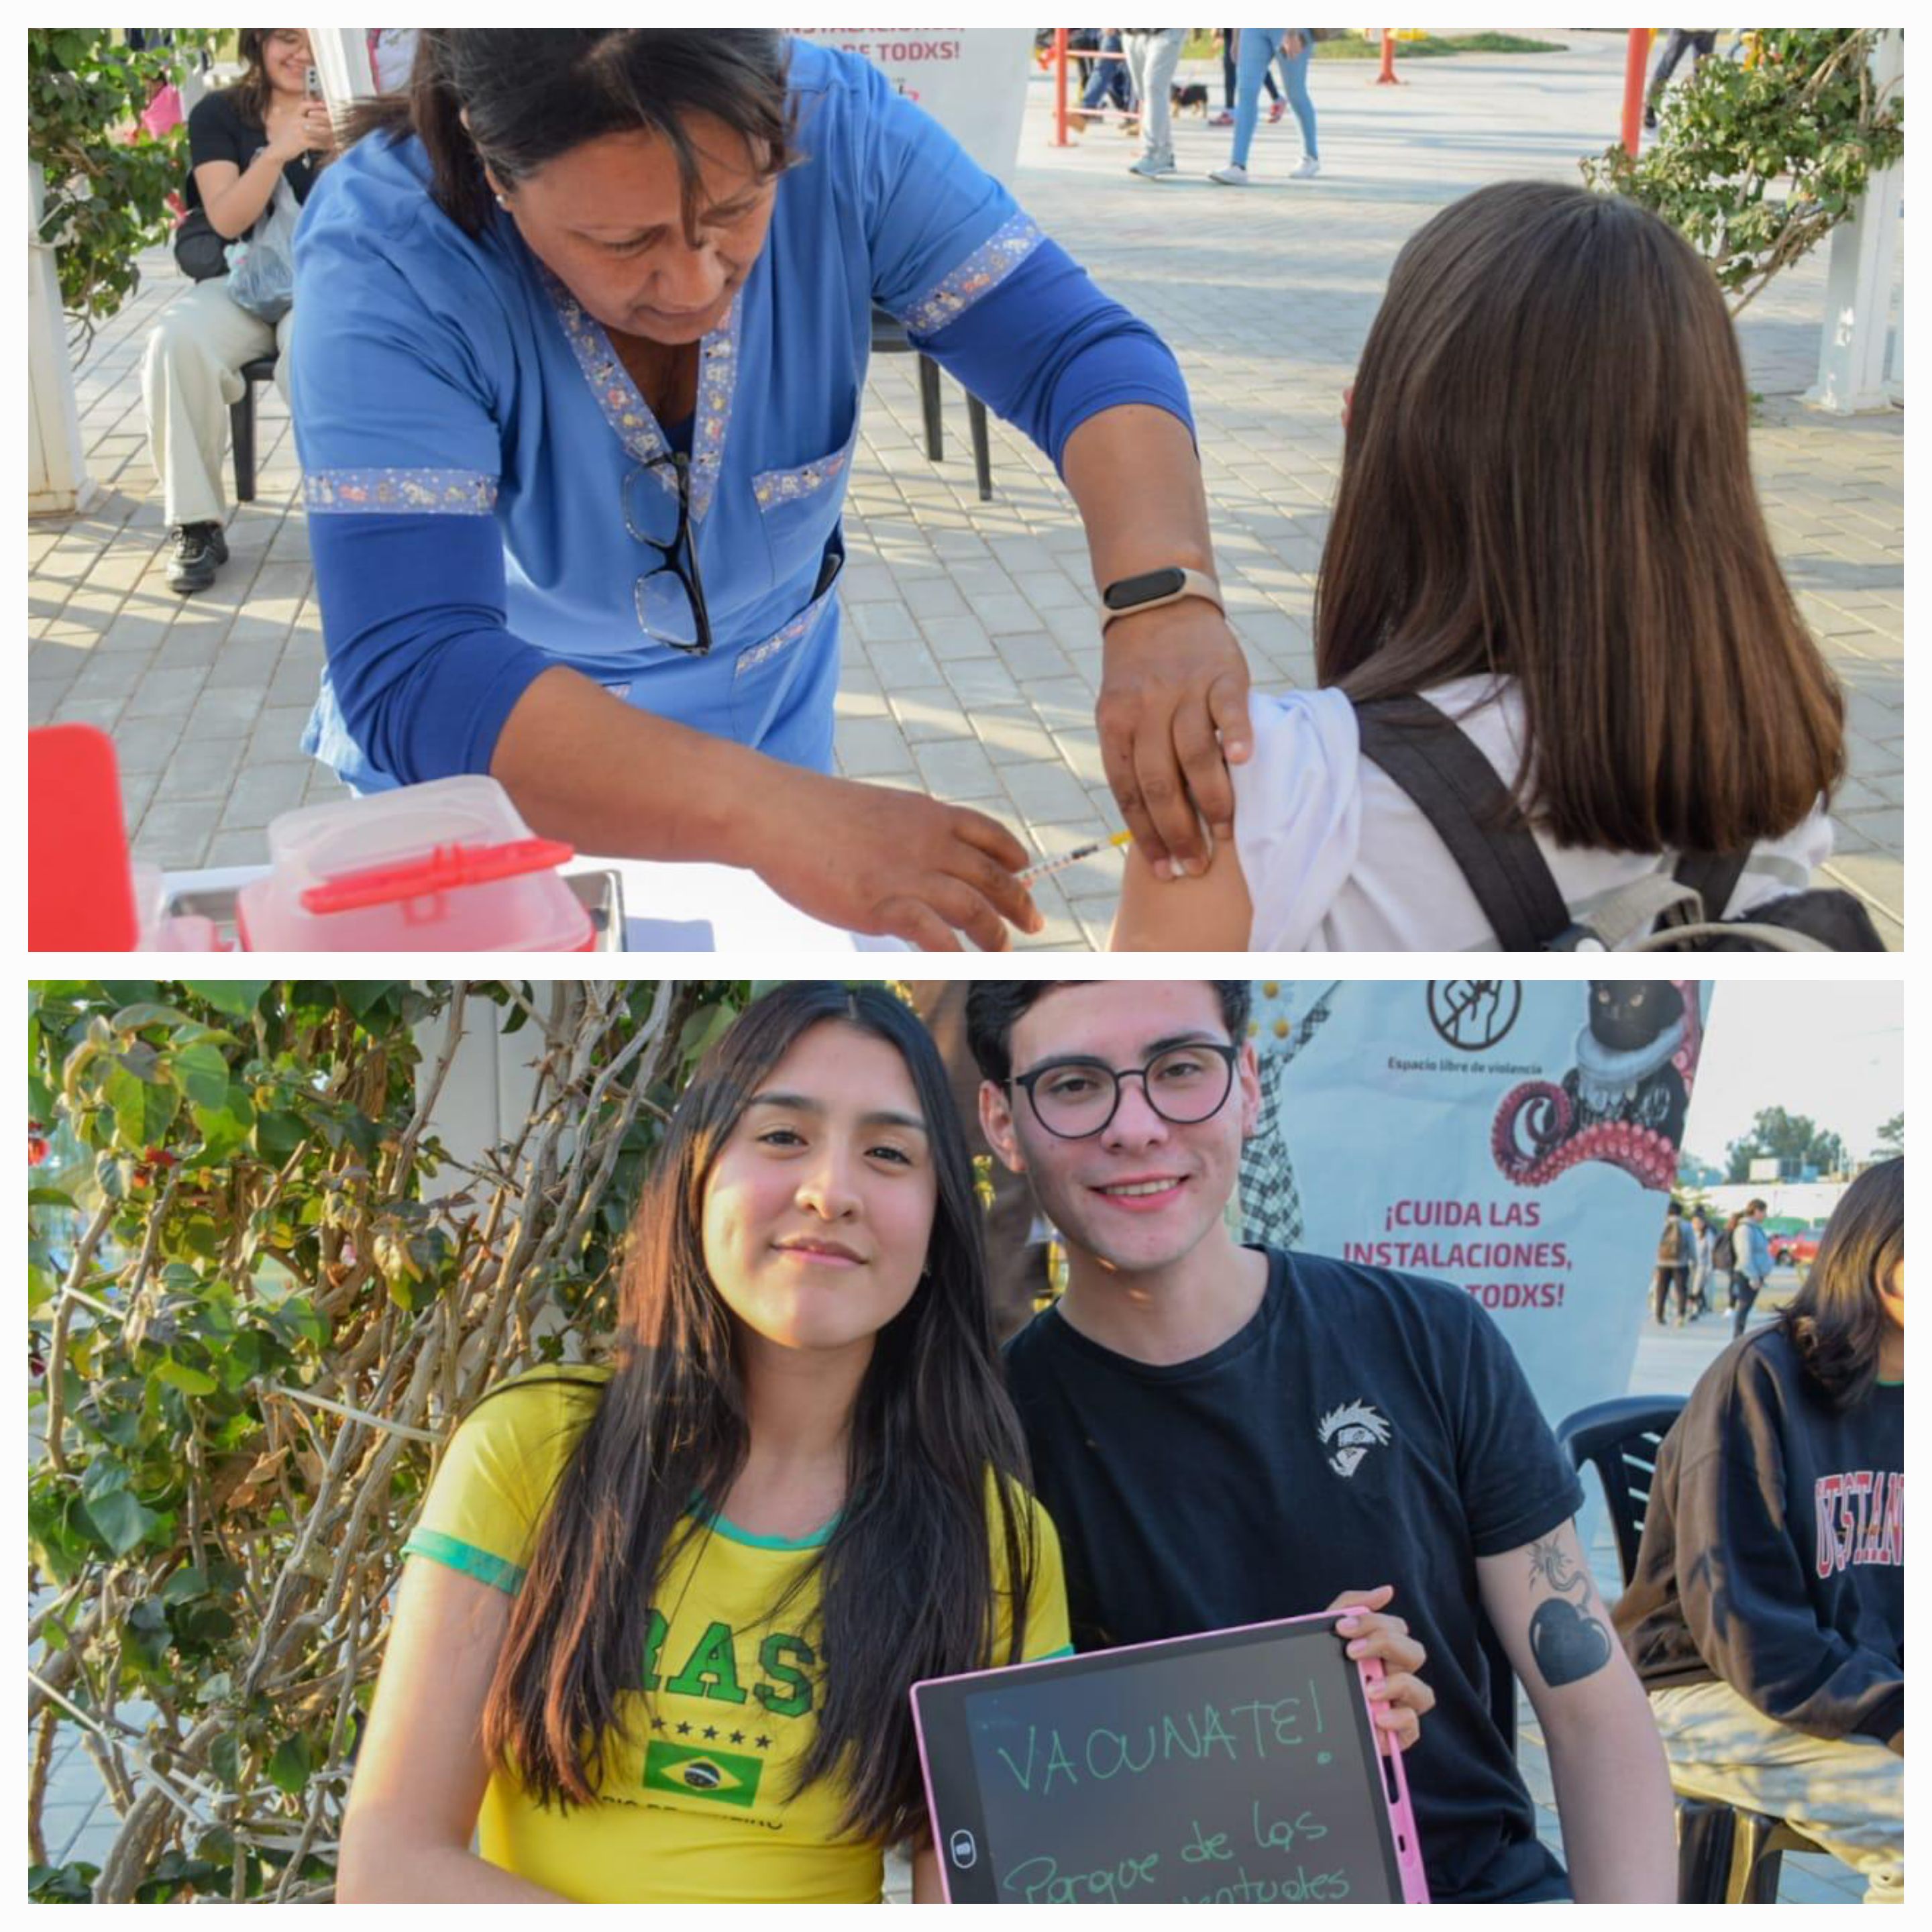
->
[965,979,1676,1904]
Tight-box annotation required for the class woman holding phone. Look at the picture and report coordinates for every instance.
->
[143,28,333,594]
[338,983,1431,1901]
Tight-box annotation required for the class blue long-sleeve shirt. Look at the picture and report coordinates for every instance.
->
[290,39,1193,792]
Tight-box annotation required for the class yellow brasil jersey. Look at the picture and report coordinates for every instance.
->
[402,1367,1071,1903]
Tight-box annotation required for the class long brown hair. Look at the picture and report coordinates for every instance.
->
[1780,1158,1904,1409]
[344,30,796,241]
[227,30,284,130]
[1318,179,1845,855]
[479,984,1038,1843]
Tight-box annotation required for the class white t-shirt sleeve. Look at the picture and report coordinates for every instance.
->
[1230,688,1364,949]
[1729,801,1835,914]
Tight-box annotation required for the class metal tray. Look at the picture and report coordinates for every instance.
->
[161,867,627,952]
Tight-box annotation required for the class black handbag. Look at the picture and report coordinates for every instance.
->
[172,207,230,282]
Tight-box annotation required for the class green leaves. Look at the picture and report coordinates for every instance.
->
[24,975,714,1899]
[182,981,270,1020]
[170,1042,231,1112]
[84,1484,164,1558]
[105,1051,178,1150]
[1580,30,1904,315]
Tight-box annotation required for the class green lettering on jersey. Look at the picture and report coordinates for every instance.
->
[665,1619,748,1704]
[755,1632,816,1718]
[641,1607,668,1691]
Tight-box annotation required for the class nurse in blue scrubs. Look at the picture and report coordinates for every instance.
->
[292,31,1250,949]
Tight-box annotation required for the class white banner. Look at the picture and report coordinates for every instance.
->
[1242,979,1715,1438]
[791,28,1034,182]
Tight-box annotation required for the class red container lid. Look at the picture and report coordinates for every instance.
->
[234,776,594,952]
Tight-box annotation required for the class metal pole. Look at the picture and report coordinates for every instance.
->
[1053,28,1069,147]
[1376,29,1399,85]
[1620,28,1650,154]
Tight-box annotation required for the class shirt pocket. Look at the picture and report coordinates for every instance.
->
[751,395,859,590]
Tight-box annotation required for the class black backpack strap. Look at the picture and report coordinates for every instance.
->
[1672,850,1753,924]
[1351,695,1573,951]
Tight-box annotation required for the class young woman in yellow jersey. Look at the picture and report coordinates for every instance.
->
[334,984,1065,1902]
[337,983,1428,1901]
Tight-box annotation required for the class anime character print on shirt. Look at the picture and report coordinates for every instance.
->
[1317,1400,1391,1480]
[1491,981,1703,1192]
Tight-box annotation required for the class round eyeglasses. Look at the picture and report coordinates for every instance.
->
[1010,1042,1240,1140]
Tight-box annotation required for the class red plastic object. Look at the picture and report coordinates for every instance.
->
[233,775,595,952]
[30,724,138,950]
[299,837,576,916]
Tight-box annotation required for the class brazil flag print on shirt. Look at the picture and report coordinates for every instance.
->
[402,1368,1069,1904]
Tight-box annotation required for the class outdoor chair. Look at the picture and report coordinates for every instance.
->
[231,352,279,504]
[869,307,994,500]
[1555,1395,1828,1904]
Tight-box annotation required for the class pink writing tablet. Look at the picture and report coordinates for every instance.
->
[911,1607,1430,1904]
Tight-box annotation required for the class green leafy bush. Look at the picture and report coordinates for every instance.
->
[1582,30,1904,314]
[28,30,217,354]
[28,979,752,1901]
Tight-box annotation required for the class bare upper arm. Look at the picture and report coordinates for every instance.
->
[1474,1517,1625,1717]
[191,160,242,228]
[341,1556,513,1878]
[1109,831,1253,951]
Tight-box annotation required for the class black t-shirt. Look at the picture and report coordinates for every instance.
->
[183,89,319,241]
[1002,1246,1585,1905]
[1614,1328,1904,1743]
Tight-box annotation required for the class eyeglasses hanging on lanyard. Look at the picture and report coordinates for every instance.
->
[623,449,714,656]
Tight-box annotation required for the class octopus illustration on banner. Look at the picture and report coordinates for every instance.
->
[1491,981,1703,1193]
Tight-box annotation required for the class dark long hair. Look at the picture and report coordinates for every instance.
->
[1318,179,1845,856]
[481,983,1037,1843]
[1779,1158,1904,1409]
[345,30,796,240]
[228,30,286,130]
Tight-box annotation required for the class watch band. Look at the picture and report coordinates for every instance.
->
[1099,565,1225,631]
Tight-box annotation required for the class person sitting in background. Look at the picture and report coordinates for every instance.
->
[142,28,333,593]
[1614,1158,1904,1904]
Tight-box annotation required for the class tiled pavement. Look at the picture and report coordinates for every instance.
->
[27,32,1902,949]
[33,1287,1862,1902]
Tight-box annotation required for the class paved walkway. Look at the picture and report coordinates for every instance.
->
[28,32,1902,948]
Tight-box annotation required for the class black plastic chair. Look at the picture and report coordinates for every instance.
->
[869,307,994,501]
[1556,1395,1827,1904]
[231,352,280,503]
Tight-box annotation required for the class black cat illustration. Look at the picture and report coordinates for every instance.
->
[1492,981,1700,1191]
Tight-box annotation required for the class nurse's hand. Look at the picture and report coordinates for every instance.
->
[1096,600,1252,880]
[755,770,1044,951]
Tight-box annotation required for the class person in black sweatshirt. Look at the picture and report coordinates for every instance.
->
[1614,1157,1904,1902]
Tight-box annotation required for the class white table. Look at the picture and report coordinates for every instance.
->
[161,858,904,953]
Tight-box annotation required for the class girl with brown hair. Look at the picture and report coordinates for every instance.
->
[1113,178,1846,952]
[337,984,1067,1900]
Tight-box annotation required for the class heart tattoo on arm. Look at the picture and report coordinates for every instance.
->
[1525,1535,1613,1688]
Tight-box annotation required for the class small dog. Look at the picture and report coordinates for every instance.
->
[1171,81,1210,116]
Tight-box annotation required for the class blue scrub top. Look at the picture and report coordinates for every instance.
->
[290,39,1191,793]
